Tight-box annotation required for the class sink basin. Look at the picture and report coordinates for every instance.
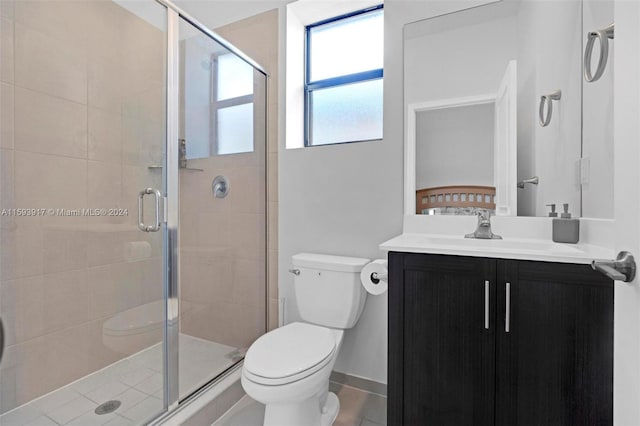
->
[379,233,613,264]
[402,235,585,254]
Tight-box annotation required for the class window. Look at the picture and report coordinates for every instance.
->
[212,52,255,155]
[305,5,384,146]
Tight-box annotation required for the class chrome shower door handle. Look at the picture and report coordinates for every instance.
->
[138,188,162,232]
[539,90,562,127]
[584,23,614,83]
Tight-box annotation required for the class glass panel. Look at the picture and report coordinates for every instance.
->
[309,8,383,81]
[181,27,257,159]
[310,79,383,145]
[178,17,267,401]
[0,1,167,424]
[217,103,254,155]
[216,53,254,101]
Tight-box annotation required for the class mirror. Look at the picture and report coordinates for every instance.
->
[404,0,614,218]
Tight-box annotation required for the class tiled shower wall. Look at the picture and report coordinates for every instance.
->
[0,1,165,413]
[178,8,280,348]
[216,9,280,334]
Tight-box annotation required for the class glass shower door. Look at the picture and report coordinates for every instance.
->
[175,16,268,400]
[0,1,169,424]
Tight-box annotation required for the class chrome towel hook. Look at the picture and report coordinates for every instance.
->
[584,23,614,83]
[517,176,539,189]
[539,90,562,127]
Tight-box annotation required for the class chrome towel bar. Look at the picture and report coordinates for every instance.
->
[592,251,636,282]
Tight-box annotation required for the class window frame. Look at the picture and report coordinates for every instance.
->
[210,52,255,155]
[304,4,384,147]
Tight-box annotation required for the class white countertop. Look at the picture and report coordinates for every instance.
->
[379,233,616,264]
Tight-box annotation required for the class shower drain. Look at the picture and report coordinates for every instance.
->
[95,400,121,415]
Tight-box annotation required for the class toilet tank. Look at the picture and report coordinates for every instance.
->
[292,253,370,329]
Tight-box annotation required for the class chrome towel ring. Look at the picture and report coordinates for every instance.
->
[539,90,562,127]
[584,23,614,83]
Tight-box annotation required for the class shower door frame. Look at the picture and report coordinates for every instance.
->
[154,0,268,419]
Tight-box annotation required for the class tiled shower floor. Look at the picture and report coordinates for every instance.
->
[0,335,237,426]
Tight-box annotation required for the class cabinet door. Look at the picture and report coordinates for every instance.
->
[389,253,496,426]
[496,260,613,426]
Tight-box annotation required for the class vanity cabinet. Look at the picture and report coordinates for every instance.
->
[388,252,613,426]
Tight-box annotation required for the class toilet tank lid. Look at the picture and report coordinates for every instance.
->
[292,253,370,272]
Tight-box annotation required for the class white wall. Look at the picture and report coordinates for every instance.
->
[278,142,401,383]
[582,0,614,219]
[415,104,495,189]
[278,1,401,384]
[404,7,517,105]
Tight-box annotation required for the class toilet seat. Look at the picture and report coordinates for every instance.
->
[243,322,336,386]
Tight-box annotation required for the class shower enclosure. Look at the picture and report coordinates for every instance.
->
[0,0,267,424]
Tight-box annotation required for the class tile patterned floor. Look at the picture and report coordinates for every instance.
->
[213,382,387,426]
[0,335,237,426]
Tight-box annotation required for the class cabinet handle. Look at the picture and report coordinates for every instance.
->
[505,282,511,333]
[484,280,490,330]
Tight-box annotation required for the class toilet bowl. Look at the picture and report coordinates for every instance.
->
[241,253,370,426]
[242,322,344,426]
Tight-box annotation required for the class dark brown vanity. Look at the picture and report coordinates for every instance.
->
[388,252,613,426]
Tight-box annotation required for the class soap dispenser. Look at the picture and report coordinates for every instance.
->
[552,203,579,244]
[546,204,558,217]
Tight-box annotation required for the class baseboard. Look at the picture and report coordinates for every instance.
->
[330,371,387,397]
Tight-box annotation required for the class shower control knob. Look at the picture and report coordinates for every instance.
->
[212,175,230,198]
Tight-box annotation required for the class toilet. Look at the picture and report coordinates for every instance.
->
[241,253,370,426]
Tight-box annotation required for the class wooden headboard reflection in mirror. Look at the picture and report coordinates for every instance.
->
[416,185,496,214]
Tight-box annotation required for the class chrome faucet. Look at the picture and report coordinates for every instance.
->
[465,210,502,240]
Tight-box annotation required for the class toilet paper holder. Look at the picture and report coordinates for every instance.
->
[370,271,388,284]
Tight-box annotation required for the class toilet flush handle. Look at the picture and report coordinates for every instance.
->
[288,269,300,276]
